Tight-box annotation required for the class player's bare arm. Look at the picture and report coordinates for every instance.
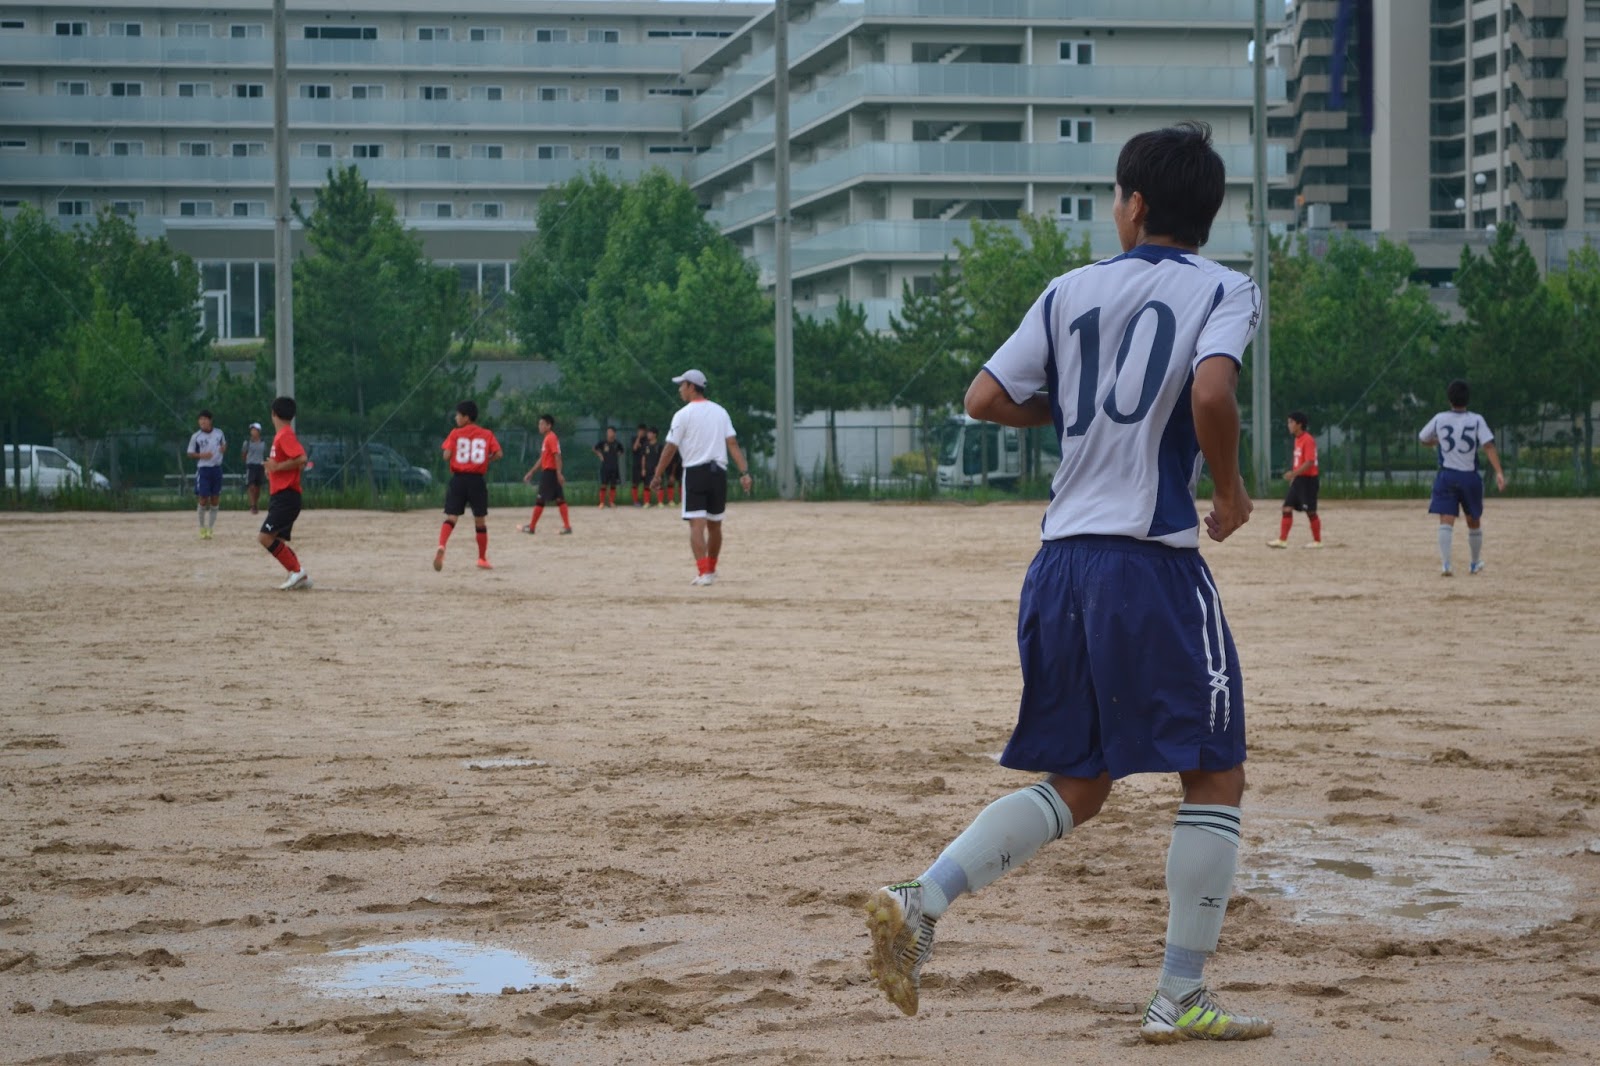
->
[726,437,754,492]
[963,371,1053,428]
[265,454,306,474]
[1483,441,1507,490]
[1192,355,1251,542]
[650,442,679,489]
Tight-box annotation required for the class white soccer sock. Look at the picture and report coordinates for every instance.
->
[207,506,219,530]
[1438,525,1454,569]
[917,781,1072,920]
[1158,804,1241,1000]
[197,504,205,529]
[1469,529,1482,566]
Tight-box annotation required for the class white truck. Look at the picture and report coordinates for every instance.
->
[3,444,111,496]
[934,415,1060,490]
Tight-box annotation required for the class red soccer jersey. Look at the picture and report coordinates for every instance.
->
[1293,430,1319,477]
[539,430,561,470]
[267,424,304,494]
[443,424,500,475]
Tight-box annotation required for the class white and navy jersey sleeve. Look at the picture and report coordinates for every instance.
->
[1418,413,1439,443]
[983,280,1065,404]
[1193,276,1261,369]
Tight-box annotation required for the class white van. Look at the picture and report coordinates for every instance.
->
[3,444,111,496]
[935,415,1061,489]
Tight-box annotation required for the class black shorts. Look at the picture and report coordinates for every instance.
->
[444,472,489,517]
[535,468,564,505]
[631,469,647,485]
[599,465,621,488]
[1283,474,1320,513]
[245,463,265,488]
[683,463,728,520]
[261,489,302,540]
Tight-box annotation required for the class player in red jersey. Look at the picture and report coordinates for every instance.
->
[1265,411,1322,549]
[436,400,503,571]
[257,396,311,590]
[521,413,572,535]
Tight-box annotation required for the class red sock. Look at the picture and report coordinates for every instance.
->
[558,501,571,528]
[1279,514,1292,540]
[476,529,488,559]
[707,554,718,573]
[1309,515,1322,542]
[632,485,640,504]
[268,539,300,573]
[439,521,455,548]
[696,556,712,575]
[529,505,543,531]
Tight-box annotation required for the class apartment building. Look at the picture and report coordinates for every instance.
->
[1,0,1287,340]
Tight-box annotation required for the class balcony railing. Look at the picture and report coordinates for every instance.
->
[0,155,670,189]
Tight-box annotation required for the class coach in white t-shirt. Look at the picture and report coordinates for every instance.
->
[650,368,753,587]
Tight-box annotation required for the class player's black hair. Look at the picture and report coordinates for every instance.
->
[456,400,478,422]
[648,425,659,435]
[1115,121,1226,248]
[198,408,213,420]
[1288,410,1309,430]
[637,422,647,431]
[271,396,296,421]
[1447,379,1470,407]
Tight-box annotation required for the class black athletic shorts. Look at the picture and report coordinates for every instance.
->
[683,462,728,520]
[1283,474,1320,513]
[444,472,489,517]
[599,464,621,488]
[261,489,302,540]
[245,463,265,488]
[535,468,564,505]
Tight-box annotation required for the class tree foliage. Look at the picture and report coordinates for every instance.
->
[794,299,880,480]
[1546,243,1600,484]
[958,214,1094,361]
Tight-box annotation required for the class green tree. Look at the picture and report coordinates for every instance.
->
[40,284,157,478]
[884,258,972,488]
[507,170,625,361]
[1547,243,1600,486]
[793,299,879,484]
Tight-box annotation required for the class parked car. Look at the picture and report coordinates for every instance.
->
[3,444,111,496]
[299,438,432,493]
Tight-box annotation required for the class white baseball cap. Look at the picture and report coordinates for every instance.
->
[249,422,262,430]
[671,369,707,387]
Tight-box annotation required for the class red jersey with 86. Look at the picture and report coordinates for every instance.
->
[443,425,500,475]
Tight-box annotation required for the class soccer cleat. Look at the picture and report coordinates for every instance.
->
[476,558,493,570]
[865,881,937,1016]
[690,572,717,586]
[279,571,311,591]
[1264,538,1288,549]
[559,526,573,535]
[520,524,535,534]
[1469,561,1484,575]
[433,547,445,572]
[1303,540,1324,549]
[1441,567,1453,577]
[1140,987,1273,1044]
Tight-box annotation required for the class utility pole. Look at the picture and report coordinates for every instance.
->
[272,0,294,401]
[1250,0,1272,496]
[773,0,796,499]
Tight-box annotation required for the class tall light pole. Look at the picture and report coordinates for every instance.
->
[1250,0,1272,497]
[272,0,294,401]
[1474,171,1487,228]
[773,0,796,499]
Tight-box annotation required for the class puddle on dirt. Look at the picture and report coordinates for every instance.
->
[463,758,548,770]
[299,939,567,999]
[1246,826,1572,934]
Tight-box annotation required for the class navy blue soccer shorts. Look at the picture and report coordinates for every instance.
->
[999,535,1248,781]
[1428,468,1484,519]
[195,466,223,498]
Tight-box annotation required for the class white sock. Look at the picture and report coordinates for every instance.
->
[1158,804,1241,1000]
[207,506,219,530]
[917,781,1072,920]
[197,504,205,529]
[1438,525,1454,569]
[1469,529,1482,566]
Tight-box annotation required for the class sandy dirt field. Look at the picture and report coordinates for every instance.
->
[2,498,1598,1066]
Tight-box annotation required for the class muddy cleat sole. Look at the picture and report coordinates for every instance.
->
[1140,988,1273,1044]
[433,547,445,572]
[865,881,936,1017]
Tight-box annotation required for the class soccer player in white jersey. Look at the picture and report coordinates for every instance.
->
[864,122,1272,1044]
[185,409,227,539]
[1418,379,1506,576]
[650,369,753,586]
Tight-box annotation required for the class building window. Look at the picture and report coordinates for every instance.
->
[469,86,504,101]
[420,85,450,101]
[56,80,88,96]
[109,82,143,97]
[538,86,569,102]
[416,26,449,41]
[54,21,87,36]
[110,141,144,156]
[470,144,504,159]
[0,80,23,91]
[175,23,210,38]
[646,87,700,98]
[1587,202,1600,223]
[1587,125,1600,143]
[299,84,332,100]
[109,22,142,37]
[178,82,212,97]
[231,24,263,39]
[470,27,502,42]
[234,83,264,99]
[647,145,697,155]
[1586,165,1600,183]
[303,26,377,40]
[592,144,621,160]
[1059,40,1094,65]
[179,201,215,217]
[588,28,620,44]
[1059,118,1095,143]
[351,84,386,99]
[178,142,213,157]
[419,202,454,218]
[231,142,266,157]
[0,139,26,150]
[111,200,144,217]
[57,200,91,217]
[232,201,267,217]
[351,144,384,158]
[299,142,333,158]
[1058,195,1095,221]
[470,202,503,219]
[536,145,571,160]
[57,140,90,156]
[0,20,26,31]
[418,144,452,159]
[534,28,568,43]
